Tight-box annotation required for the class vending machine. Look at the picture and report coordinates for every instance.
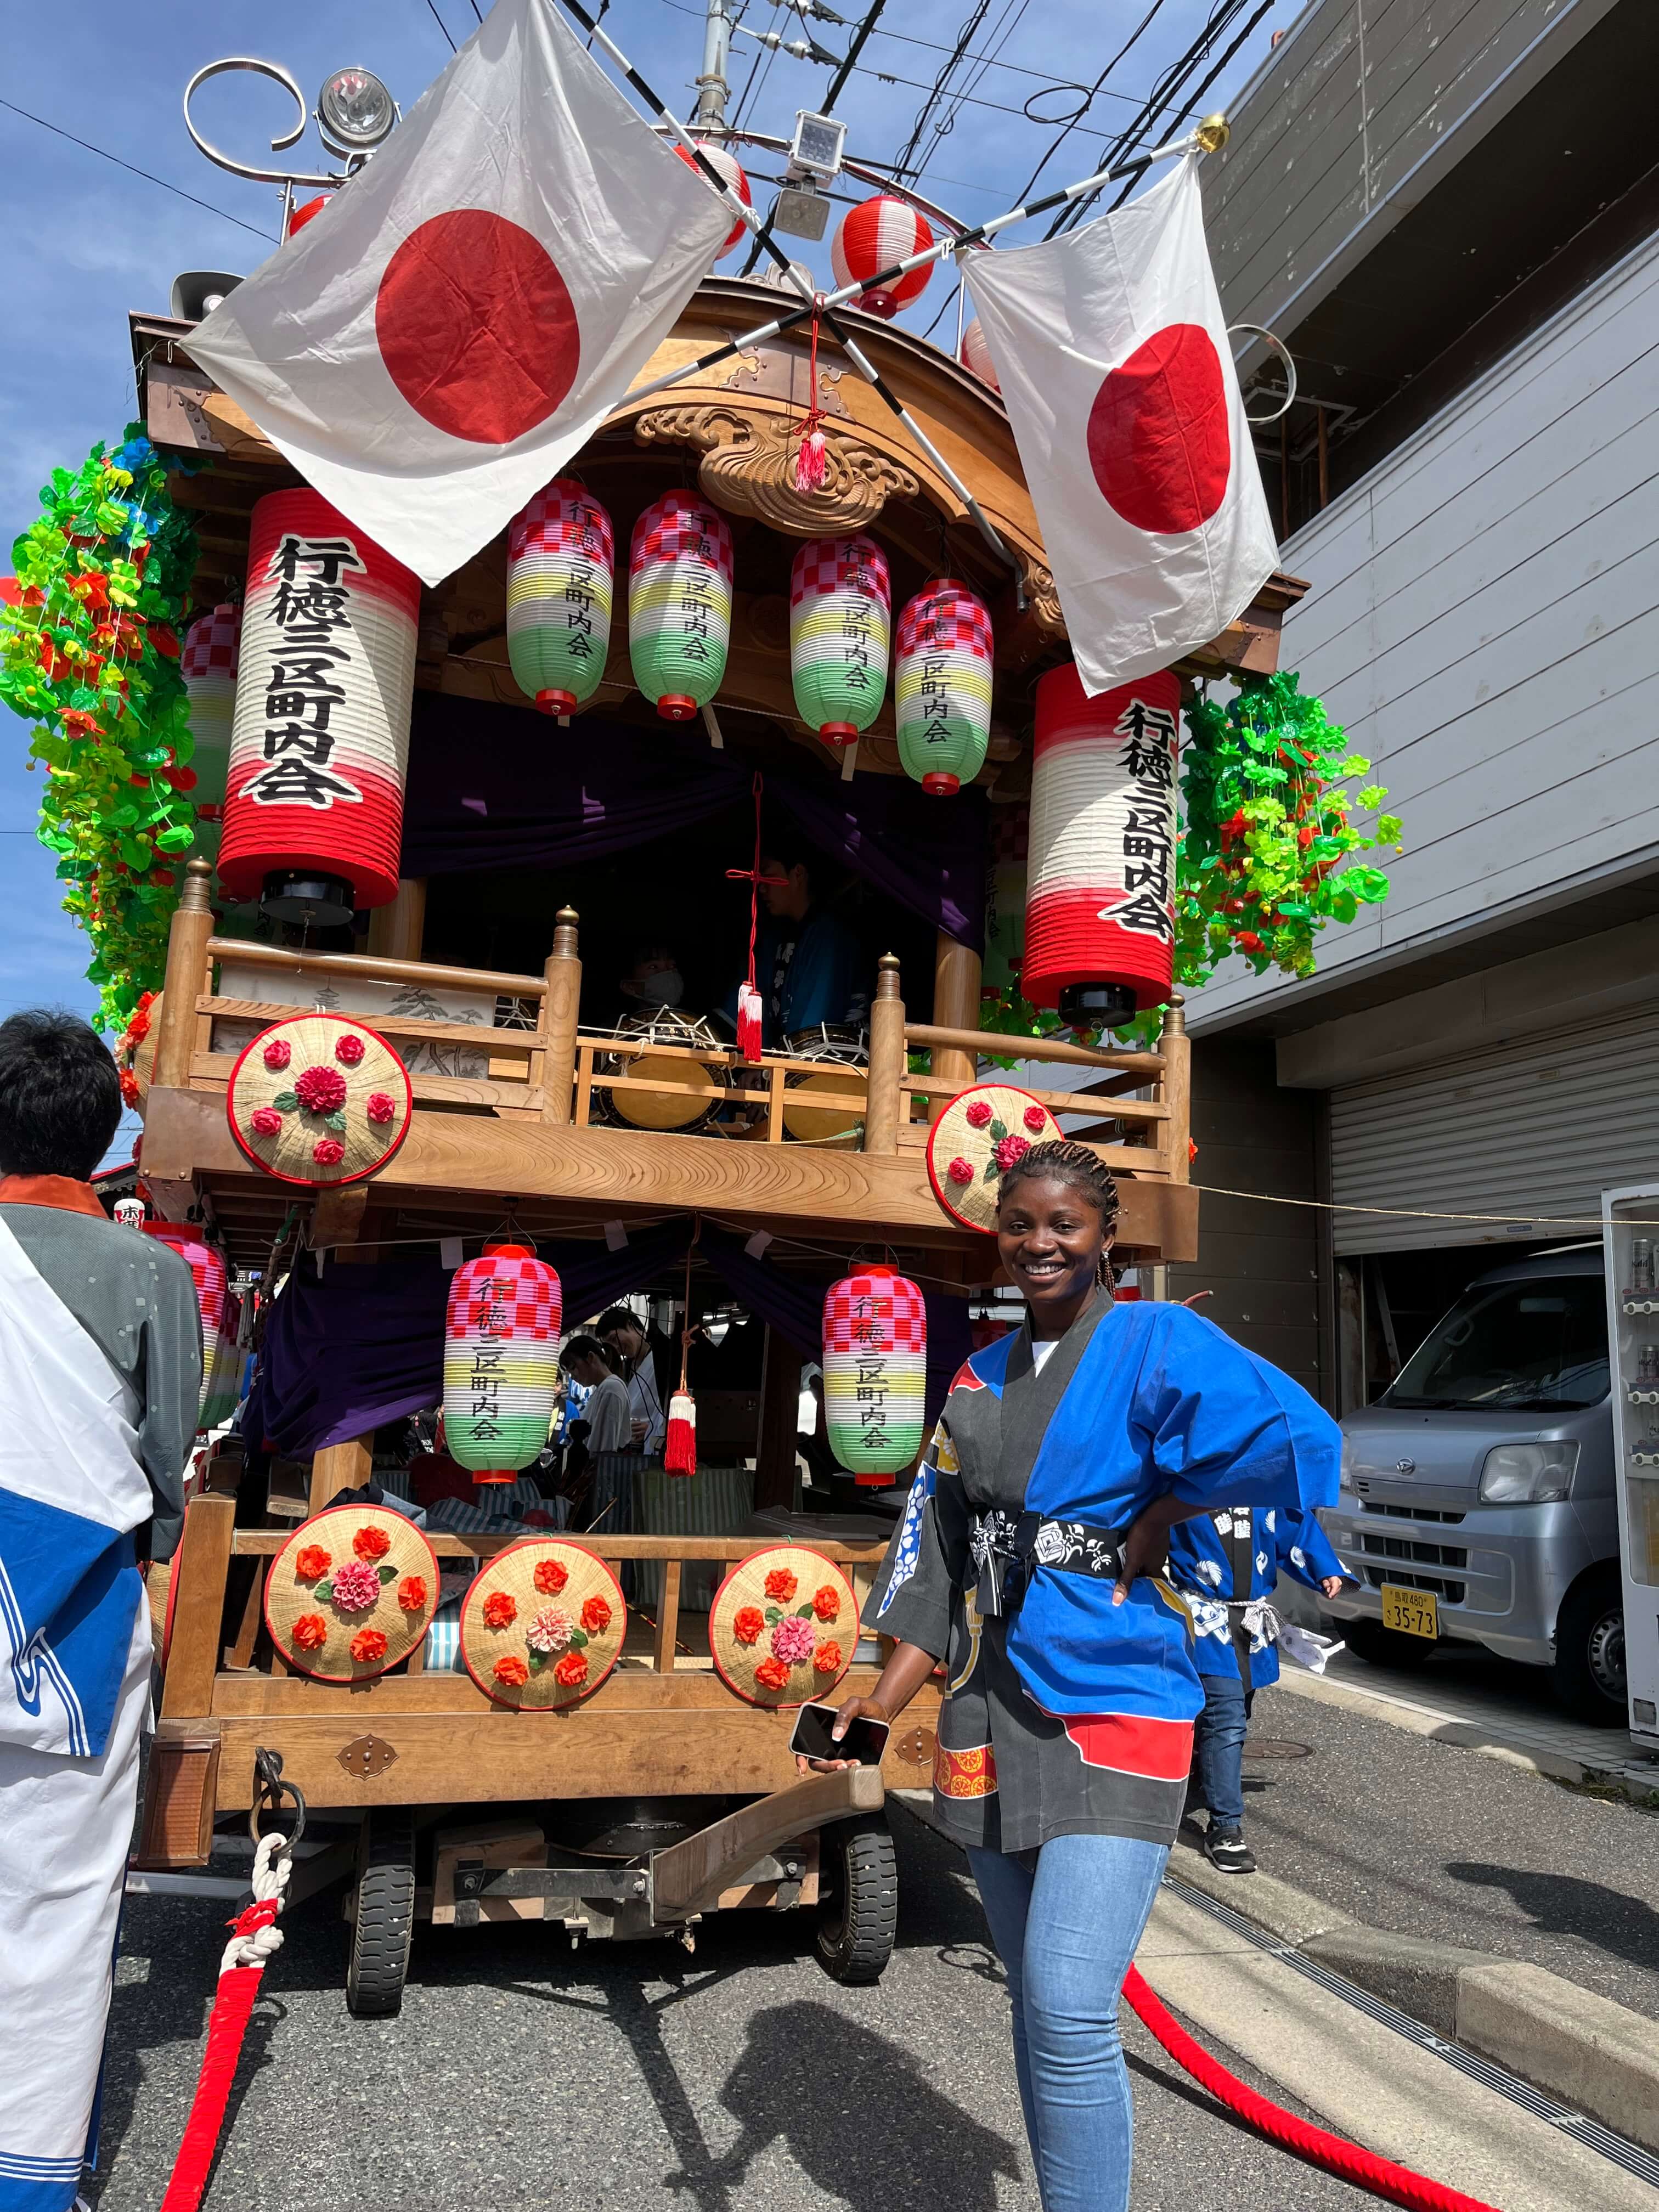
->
[1602,1184,1659,1748]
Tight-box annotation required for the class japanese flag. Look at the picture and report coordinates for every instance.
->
[187,0,735,587]
[964,157,1277,695]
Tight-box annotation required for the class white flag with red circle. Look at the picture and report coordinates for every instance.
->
[963,157,1277,695]
[187,0,735,588]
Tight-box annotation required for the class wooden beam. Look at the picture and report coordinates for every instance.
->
[309,1434,374,1515]
[930,932,982,1091]
[159,1495,235,1722]
[541,907,582,1126]
[651,1768,884,1920]
[154,859,216,1090]
[366,878,428,962]
[863,953,904,1156]
[755,1328,802,1512]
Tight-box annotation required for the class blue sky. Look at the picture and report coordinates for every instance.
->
[0,0,1283,1099]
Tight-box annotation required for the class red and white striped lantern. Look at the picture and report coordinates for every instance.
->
[217,488,420,915]
[1024,660,1180,1029]
[180,602,241,842]
[143,1222,227,1428]
[674,142,752,258]
[822,1265,928,1483]
[960,318,1000,392]
[831,195,934,318]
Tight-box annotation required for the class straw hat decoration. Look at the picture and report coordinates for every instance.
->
[926,1082,1063,1233]
[459,1538,628,1711]
[226,1013,413,1187]
[264,1503,440,1681]
[709,1545,859,1709]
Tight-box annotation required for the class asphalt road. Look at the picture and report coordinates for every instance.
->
[92,1808,1380,2212]
[1204,1675,1659,2021]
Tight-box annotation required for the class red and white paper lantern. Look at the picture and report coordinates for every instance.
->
[822,1265,928,1483]
[789,535,891,747]
[506,481,613,719]
[628,492,734,721]
[143,1222,227,1427]
[180,601,240,851]
[443,1245,563,1483]
[894,578,993,795]
[959,318,1000,393]
[831,195,934,319]
[217,487,420,913]
[1024,659,1180,1028]
[674,142,752,258]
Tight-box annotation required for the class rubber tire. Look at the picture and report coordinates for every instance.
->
[1551,1566,1627,1726]
[815,1812,898,1985]
[346,1811,416,2018]
[1342,1617,1436,1669]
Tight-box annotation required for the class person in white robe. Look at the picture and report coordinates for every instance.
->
[0,1011,199,2212]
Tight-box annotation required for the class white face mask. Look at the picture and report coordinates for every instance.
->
[636,968,684,1007]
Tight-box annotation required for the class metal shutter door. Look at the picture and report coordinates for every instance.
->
[1329,1007,1659,1254]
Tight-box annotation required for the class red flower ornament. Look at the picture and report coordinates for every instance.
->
[483,1590,518,1630]
[733,1605,765,1646]
[811,1585,841,1623]
[294,1063,348,1115]
[993,1133,1030,1173]
[350,1628,388,1664]
[812,1641,844,1674]
[763,1568,799,1603]
[292,1613,328,1652]
[334,1033,366,1066]
[534,1558,569,1596]
[396,1575,427,1612]
[312,1137,346,1167]
[947,1156,974,1186]
[365,1091,397,1127]
[493,1654,530,1688]
[1023,1106,1048,1133]
[554,1651,589,1689]
[353,1523,392,1561]
[262,1037,292,1071]
[294,1544,331,1581]
[250,1107,284,1138]
[754,1655,792,1692]
[580,1594,612,1635]
[964,1098,993,1128]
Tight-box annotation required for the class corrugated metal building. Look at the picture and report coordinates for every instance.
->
[1182,0,1659,1405]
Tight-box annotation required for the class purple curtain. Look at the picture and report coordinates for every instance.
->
[245,1221,970,1458]
[400,694,987,951]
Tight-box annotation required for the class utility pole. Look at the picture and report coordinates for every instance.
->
[693,0,733,132]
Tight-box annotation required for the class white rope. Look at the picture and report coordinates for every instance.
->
[217,1832,291,1977]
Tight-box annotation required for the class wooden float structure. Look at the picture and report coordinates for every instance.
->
[131,275,1303,2008]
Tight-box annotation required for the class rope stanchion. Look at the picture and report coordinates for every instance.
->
[158,1758,301,2212]
[1121,1965,1505,2212]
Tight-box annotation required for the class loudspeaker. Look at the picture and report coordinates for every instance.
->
[170,270,242,323]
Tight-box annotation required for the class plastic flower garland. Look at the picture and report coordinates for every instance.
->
[0,427,201,1028]
[979,672,1401,1053]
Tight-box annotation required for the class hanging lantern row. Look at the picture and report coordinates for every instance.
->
[628,492,734,723]
[831,196,935,320]
[1025,660,1180,1030]
[895,579,993,796]
[443,1244,563,1483]
[789,535,891,748]
[507,479,613,720]
[180,600,240,865]
[218,487,420,920]
[143,1221,227,1429]
[822,1264,928,1483]
[674,142,752,258]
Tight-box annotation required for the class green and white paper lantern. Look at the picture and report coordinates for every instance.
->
[507,481,613,719]
[789,535,891,747]
[628,493,733,722]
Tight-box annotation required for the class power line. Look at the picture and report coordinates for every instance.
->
[424,0,458,53]
[907,0,1035,193]
[1103,0,1274,211]
[0,97,278,242]
[890,0,995,183]
[739,0,888,274]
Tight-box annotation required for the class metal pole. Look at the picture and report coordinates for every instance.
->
[693,0,733,132]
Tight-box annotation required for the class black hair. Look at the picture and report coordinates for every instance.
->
[996,1138,1121,1286]
[594,1305,642,1340]
[0,1009,122,1181]
[561,1333,614,1372]
[759,838,820,883]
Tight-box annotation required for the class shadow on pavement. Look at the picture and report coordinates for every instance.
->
[1444,1861,1659,1974]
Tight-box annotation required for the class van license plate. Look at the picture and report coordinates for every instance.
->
[1380,1584,1438,1640]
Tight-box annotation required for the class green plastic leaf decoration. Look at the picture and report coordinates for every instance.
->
[0,425,202,1026]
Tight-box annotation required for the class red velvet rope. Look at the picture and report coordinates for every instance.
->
[157,1964,265,2212]
[1120,1965,1505,2212]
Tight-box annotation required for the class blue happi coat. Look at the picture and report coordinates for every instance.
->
[1167,1502,1351,1686]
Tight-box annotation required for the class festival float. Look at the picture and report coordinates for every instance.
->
[0,10,1400,2020]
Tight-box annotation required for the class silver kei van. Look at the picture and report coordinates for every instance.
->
[1321,1246,1624,1723]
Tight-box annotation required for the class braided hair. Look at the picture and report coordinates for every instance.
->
[996,1138,1121,1289]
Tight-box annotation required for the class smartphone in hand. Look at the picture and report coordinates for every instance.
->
[789,1701,890,1767]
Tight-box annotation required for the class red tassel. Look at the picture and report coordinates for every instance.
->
[664,1391,697,1476]
[737,981,764,1064]
[794,425,827,492]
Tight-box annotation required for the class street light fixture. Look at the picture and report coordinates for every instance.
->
[316,67,398,157]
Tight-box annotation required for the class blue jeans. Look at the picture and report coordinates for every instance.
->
[1192,1672,1252,1829]
[968,1833,1169,2212]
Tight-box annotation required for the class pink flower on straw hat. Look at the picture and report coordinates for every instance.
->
[262,1036,291,1071]
[334,1032,366,1066]
[526,1605,574,1654]
[294,1063,348,1115]
[329,1559,381,1612]
[365,1091,397,1126]
[770,1614,816,1666]
[994,1133,1030,1173]
[1023,1105,1048,1132]
[947,1156,974,1186]
[250,1107,283,1138]
[312,1137,346,1167]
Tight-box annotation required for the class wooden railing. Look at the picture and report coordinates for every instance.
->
[153,858,1188,1178]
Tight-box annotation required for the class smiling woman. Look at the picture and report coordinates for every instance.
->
[800,1136,1342,2212]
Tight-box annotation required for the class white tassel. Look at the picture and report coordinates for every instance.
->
[737,980,764,1064]
[664,1391,697,1476]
